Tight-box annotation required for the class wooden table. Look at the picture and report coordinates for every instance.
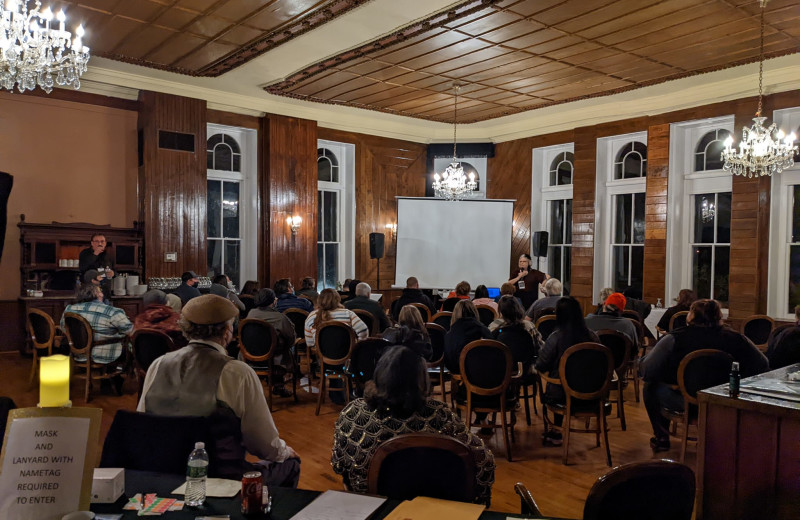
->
[696,364,800,519]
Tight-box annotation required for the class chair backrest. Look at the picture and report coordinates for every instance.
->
[431,311,453,331]
[595,329,632,374]
[741,314,774,347]
[622,309,642,322]
[131,329,175,374]
[237,319,277,364]
[559,342,613,401]
[533,306,556,322]
[475,305,497,326]
[425,323,447,365]
[441,297,461,312]
[282,308,310,340]
[349,338,391,385]
[62,312,93,356]
[583,459,696,520]
[669,311,689,331]
[352,309,377,336]
[677,349,734,407]
[367,433,477,503]
[27,308,55,350]
[493,324,536,368]
[534,314,557,341]
[459,339,512,398]
[316,321,357,365]
[624,317,644,348]
[409,302,431,323]
[238,294,256,317]
[99,409,246,480]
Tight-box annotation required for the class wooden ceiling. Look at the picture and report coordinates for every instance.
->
[56,0,366,76]
[264,0,800,122]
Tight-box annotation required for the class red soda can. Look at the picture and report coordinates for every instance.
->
[241,471,263,515]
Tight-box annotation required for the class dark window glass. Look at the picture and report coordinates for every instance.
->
[207,134,223,148]
[549,152,574,186]
[692,246,712,299]
[207,180,221,238]
[789,245,800,313]
[705,140,726,171]
[716,192,731,243]
[633,192,645,244]
[550,200,564,244]
[615,194,632,244]
[317,244,325,292]
[214,143,232,171]
[232,154,241,172]
[792,186,800,242]
[614,142,648,179]
[694,194,715,243]
[223,134,241,154]
[222,182,239,238]
[208,239,221,279]
[225,240,240,288]
[549,246,562,281]
[207,151,213,169]
[323,191,338,242]
[714,246,729,304]
[613,246,629,291]
[317,192,323,242]
[695,129,732,171]
[565,199,572,244]
[630,245,644,295]
[325,243,338,289]
[318,157,332,182]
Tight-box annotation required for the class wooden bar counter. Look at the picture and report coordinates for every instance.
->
[697,364,800,519]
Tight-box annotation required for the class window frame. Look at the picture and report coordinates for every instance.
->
[689,191,731,302]
[317,140,355,291]
[206,124,257,288]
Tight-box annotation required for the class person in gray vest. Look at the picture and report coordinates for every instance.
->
[137,294,300,487]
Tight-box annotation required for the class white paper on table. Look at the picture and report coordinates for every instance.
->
[289,490,386,520]
[171,478,241,497]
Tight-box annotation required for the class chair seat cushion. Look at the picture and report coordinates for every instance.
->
[545,398,612,416]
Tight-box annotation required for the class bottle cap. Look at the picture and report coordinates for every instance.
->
[195,442,205,449]
[732,362,740,370]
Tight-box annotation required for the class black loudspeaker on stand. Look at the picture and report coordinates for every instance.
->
[532,231,548,270]
[369,233,385,289]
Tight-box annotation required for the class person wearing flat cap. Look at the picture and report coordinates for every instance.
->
[137,294,301,487]
[584,292,639,348]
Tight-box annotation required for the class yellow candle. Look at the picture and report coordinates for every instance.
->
[40,354,70,407]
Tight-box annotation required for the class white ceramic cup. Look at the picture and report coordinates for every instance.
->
[62,512,95,520]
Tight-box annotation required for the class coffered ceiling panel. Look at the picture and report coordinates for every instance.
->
[264,0,800,122]
[55,0,368,76]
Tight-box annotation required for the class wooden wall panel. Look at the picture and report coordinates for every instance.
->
[643,123,671,303]
[260,115,318,286]
[138,91,207,278]
[570,126,598,312]
[207,109,260,130]
[319,128,427,291]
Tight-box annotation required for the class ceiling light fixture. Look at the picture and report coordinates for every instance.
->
[433,82,477,201]
[0,0,90,93]
[722,0,796,178]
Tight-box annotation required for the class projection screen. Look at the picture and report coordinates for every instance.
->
[394,197,514,289]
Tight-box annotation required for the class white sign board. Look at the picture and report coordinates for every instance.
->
[0,408,101,520]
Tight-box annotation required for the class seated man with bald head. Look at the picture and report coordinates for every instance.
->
[390,276,435,321]
[138,294,300,487]
[344,282,391,333]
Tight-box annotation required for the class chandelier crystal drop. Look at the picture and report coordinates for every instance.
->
[433,83,477,201]
[721,0,797,178]
[0,0,90,93]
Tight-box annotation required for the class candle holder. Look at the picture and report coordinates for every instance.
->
[39,354,72,408]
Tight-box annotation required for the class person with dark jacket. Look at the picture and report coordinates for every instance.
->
[173,271,202,305]
[534,296,600,446]
[79,233,114,279]
[390,276,435,320]
[444,300,492,374]
[382,305,432,360]
[640,299,769,452]
[766,305,800,369]
[345,282,391,333]
[492,295,541,372]
[656,289,696,332]
[623,286,651,320]
[273,278,313,313]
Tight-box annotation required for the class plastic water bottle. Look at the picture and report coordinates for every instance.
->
[185,442,209,507]
[729,361,740,398]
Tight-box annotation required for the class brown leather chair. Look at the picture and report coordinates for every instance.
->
[314,321,357,415]
[425,322,448,400]
[352,309,378,336]
[26,308,60,387]
[430,311,453,331]
[131,328,175,398]
[238,318,297,410]
[475,304,497,326]
[669,311,689,331]
[595,329,634,431]
[534,314,557,341]
[409,302,431,323]
[741,314,775,351]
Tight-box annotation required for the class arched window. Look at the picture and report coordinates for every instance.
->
[207,133,241,172]
[318,148,339,182]
[549,152,574,186]
[694,129,732,172]
[614,142,647,179]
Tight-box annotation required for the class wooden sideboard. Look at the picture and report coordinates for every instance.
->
[696,364,800,519]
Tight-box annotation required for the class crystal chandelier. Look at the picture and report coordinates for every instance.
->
[433,83,477,201]
[0,0,90,93]
[722,0,797,178]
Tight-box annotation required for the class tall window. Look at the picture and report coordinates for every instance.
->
[548,199,572,293]
[206,126,256,289]
[612,193,645,293]
[691,192,731,302]
[318,147,341,291]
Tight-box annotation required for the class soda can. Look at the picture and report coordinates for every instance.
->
[241,471,263,515]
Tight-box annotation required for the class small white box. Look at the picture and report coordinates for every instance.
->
[91,468,125,503]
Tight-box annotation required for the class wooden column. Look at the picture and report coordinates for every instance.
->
[570,127,598,312]
[643,123,670,304]
[138,91,207,277]
[259,114,318,286]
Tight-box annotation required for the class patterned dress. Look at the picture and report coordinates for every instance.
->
[331,398,495,504]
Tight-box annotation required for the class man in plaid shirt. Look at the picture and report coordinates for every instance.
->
[61,284,133,364]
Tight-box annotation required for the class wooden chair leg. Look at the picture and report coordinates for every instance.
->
[632,361,640,403]
[315,373,326,416]
[84,365,92,403]
[601,405,612,467]
[292,367,298,402]
[522,385,531,426]
[562,404,572,465]
[618,381,627,431]
[680,415,690,463]
[500,405,512,462]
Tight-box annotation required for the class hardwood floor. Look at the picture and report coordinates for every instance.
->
[2,351,695,519]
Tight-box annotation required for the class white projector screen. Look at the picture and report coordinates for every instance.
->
[394,197,514,289]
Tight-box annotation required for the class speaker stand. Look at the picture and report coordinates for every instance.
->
[536,256,540,271]
[376,257,380,290]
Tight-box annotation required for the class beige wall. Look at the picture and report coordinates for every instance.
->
[0,93,138,300]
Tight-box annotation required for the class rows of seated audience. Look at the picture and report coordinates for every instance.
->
[26,266,800,511]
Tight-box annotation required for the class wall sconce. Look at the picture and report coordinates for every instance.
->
[40,354,71,408]
[287,215,302,235]
[385,223,397,240]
